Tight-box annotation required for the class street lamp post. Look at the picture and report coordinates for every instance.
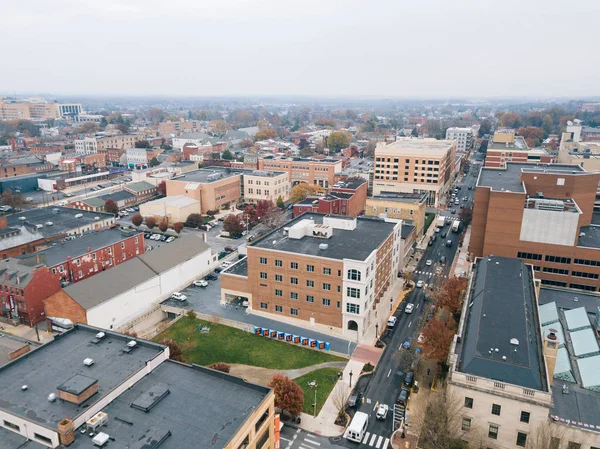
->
[308,381,318,418]
[375,323,379,340]
[349,370,353,389]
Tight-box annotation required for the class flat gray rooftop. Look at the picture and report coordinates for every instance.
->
[551,381,600,432]
[372,191,427,203]
[18,228,142,267]
[578,225,600,249]
[173,168,241,184]
[539,287,600,315]
[477,163,586,193]
[5,207,114,238]
[0,428,47,449]
[251,213,396,261]
[457,256,546,390]
[225,257,248,276]
[67,361,271,449]
[0,325,165,428]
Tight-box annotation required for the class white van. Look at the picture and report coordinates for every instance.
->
[345,411,369,443]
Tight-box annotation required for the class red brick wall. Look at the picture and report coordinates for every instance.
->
[330,182,367,216]
[0,235,63,261]
[48,234,145,283]
[44,290,87,328]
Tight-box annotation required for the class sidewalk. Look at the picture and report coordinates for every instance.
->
[1,324,53,344]
[452,225,472,277]
[363,278,406,346]
[298,359,365,436]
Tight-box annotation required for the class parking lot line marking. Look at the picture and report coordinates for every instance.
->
[303,438,321,446]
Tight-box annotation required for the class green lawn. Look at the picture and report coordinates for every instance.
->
[295,367,341,416]
[155,318,345,369]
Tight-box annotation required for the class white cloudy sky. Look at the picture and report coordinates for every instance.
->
[1,0,599,97]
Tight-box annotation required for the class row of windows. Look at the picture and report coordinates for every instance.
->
[542,267,569,275]
[541,279,568,287]
[266,277,339,291]
[517,251,542,261]
[574,258,600,267]
[375,158,440,165]
[569,283,597,292]
[545,255,572,264]
[259,258,342,276]
[571,271,599,279]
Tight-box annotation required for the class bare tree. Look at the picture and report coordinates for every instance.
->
[393,349,416,373]
[527,421,569,449]
[414,387,466,449]
[331,382,351,424]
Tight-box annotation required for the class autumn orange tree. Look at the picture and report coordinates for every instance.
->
[268,374,304,418]
[289,183,325,204]
[421,317,456,361]
[208,362,231,373]
[433,277,468,316]
[158,339,185,362]
[254,128,277,141]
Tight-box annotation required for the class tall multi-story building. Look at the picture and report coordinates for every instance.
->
[445,127,474,153]
[0,325,276,449]
[257,157,344,188]
[74,135,140,155]
[220,214,403,341]
[470,162,600,292]
[448,256,600,449]
[373,138,457,206]
[243,170,290,204]
[558,120,600,172]
[0,98,83,121]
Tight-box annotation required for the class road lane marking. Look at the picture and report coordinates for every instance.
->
[382,438,390,449]
[408,321,412,328]
[373,403,377,411]
[387,368,392,377]
[369,434,377,446]
[366,398,372,404]
[376,436,383,448]
[362,432,371,443]
[416,303,420,309]
[304,438,321,446]
[280,437,291,442]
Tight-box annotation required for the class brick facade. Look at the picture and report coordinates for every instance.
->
[44,290,87,326]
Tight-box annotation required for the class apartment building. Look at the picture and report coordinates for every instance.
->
[257,157,344,188]
[485,131,553,168]
[97,147,125,167]
[220,214,402,341]
[373,138,457,206]
[0,99,83,121]
[0,258,61,326]
[366,192,427,237]
[126,147,151,168]
[558,120,600,172]
[0,325,276,449]
[448,256,600,449]
[293,178,368,217]
[74,134,140,155]
[158,118,205,136]
[445,127,474,153]
[470,162,600,292]
[244,170,290,204]
[0,158,54,178]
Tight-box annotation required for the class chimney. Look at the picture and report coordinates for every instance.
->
[58,419,75,445]
[543,329,560,386]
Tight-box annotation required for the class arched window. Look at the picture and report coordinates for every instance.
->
[348,269,361,281]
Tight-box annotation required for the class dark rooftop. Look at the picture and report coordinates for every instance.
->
[458,256,547,391]
[371,191,428,203]
[401,224,415,239]
[577,225,600,249]
[172,167,241,184]
[251,213,398,261]
[66,361,271,449]
[331,178,366,190]
[539,287,600,315]
[477,163,587,193]
[17,228,142,267]
[5,207,114,238]
[0,325,165,428]
[224,257,248,276]
[98,190,136,203]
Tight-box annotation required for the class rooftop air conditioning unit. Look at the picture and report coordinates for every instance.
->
[75,214,83,218]
[18,216,26,221]
[96,332,105,339]
[94,217,100,220]
[319,243,329,250]
[127,340,137,348]
[83,358,95,366]
[92,432,109,447]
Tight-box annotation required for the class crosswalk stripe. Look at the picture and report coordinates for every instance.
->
[382,438,390,449]
[369,434,377,446]
[362,432,370,444]
[299,445,315,449]
[303,438,321,446]
[376,436,383,448]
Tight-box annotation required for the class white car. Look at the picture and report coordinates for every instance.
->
[25,197,34,202]
[219,262,232,270]
[58,201,68,206]
[171,292,187,301]
[405,303,415,314]
[166,236,175,243]
[242,300,249,308]
[387,316,397,328]
[151,234,161,240]
[416,280,424,288]
[193,280,208,288]
[376,404,389,420]
[425,259,432,266]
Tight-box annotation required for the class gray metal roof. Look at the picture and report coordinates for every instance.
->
[539,287,600,314]
[550,382,600,432]
[138,234,209,274]
[554,347,574,382]
[250,213,397,261]
[0,427,47,448]
[457,256,546,391]
[99,190,136,203]
[577,225,600,249]
[66,361,271,449]
[539,301,560,326]
[570,328,599,357]
[564,307,591,331]
[577,355,600,392]
[63,258,157,310]
[0,325,165,428]
[125,181,156,193]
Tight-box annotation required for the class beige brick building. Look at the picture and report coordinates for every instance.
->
[366,192,428,237]
[221,214,403,341]
[244,170,290,204]
[373,138,457,206]
[256,157,344,188]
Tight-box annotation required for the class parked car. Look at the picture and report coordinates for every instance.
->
[347,391,362,408]
[205,273,218,281]
[425,259,432,266]
[376,404,389,420]
[440,256,447,265]
[166,236,175,243]
[58,201,68,206]
[171,292,187,301]
[428,239,433,246]
[193,280,208,288]
[451,209,456,214]
[404,372,414,388]
[387,316,397,328]
[405,303,414,314]
[416,280,424,288]
[242,300,249,308]
[224,246,234,253]
[160,235,168,242]
[25,197,34,202]
[441,232,447,238]
[396,388,411,406]
[446,240,452,247]
[144,233,151,239]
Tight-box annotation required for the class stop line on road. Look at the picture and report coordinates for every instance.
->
[414,270,447,278]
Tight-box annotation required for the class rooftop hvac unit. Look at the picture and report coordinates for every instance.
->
[87,412,108,432]
[94,217,100,220]
[83,358,95,366]
[18,216,26,221]
[127,340,137,348]
[319,243,329,250]
[92,432,109,447]
[47,393,57,402]
[534,199,565,211]
[96,332,105,339]
[75,213,83,218]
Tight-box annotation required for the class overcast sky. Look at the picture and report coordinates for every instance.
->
[1,0,599,98]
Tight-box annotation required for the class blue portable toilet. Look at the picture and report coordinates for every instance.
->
[324,342,331,351]
[285,333,293,342]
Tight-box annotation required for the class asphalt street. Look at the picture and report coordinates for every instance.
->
[339,156,480,448]
[280,426,340,449]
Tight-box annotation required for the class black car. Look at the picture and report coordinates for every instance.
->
[441,232,447,238]
[348,391,362,408]
[428,239,434,246]
[205,273,219,281]
[144,233,151,239]
[396,388,411,406]
[440,255,447,265]
[404,372,414,388]
[468,186,472,190]
[451,209,456,214]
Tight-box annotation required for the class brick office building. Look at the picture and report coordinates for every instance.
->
[0,258,60,326]
[220,213,402,341]
[257,157,344,188]
[293,178,367,217]
[470,162,600,292]
[18,229,144,284]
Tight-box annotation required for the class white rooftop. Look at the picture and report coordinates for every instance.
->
[143,195,198,208]
[577,355,600,392]
[564,307,591,331]
[570,328,600,357]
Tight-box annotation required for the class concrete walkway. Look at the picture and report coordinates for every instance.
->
[228,361,348,385]
[452,225,472,277]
